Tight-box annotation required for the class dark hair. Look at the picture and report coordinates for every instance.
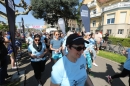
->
[34,34,41,40]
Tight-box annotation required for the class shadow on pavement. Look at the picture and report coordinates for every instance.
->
[90,63,126,86]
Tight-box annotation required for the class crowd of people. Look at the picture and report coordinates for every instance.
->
[0,29,130,86]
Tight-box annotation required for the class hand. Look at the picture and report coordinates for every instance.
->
[37,55,43,58]
[55,49,59,53]
[31,54,37,58]
[122,50,126,54]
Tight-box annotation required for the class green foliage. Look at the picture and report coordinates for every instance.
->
[98,50,126,64]
[109,37,130,47]
[22,43,28,49]
[31,0,79,23]
[0,24,9,31]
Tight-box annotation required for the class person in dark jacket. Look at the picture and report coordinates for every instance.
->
[0,31,9,85]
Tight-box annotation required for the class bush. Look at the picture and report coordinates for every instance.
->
[108,37,130,47]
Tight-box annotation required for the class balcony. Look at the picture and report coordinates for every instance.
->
[87,1,97,8]
[102,2,130,12]
[90,12,102,18]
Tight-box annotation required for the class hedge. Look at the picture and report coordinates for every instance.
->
[108,37,130,47]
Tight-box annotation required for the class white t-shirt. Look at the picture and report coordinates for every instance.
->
[26,37,33,45]
[51,55,87,86]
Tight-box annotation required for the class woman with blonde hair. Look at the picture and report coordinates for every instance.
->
[50,31,63,63]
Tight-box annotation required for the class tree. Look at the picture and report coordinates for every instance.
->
[0,0,32,20]
[0,24,9,31]
[31,0,79,27]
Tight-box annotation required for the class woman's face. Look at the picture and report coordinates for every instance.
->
[92,34,95,38]
[55,32,60,39]
[68,44,85,59]
[34,37,40,45]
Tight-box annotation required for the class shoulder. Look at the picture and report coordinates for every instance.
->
[53,57,64,69]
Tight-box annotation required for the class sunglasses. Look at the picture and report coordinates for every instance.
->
[55,34,60,36]
[34,39,40,42]
[72,45,86,51]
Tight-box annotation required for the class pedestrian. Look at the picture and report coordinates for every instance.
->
[106,49,130,85]
[62,31,73,56]
[0,31,9,85]
[26,32,33,45]
[50,33,94,86]
[94,30,102,54]
[50,31,63,63]
[28,34,47,86]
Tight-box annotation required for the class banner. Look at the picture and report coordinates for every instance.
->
[80,5,90,32]
[21,17,25,41]
[58,18,66,35]
[5,0,16,56]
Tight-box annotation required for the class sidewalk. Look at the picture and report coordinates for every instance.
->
[7,54,128,86]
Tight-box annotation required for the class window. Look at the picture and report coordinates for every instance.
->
[107,14,115,24]
[118,29,124,34]
[107,29,112,34]
[93,9,96,14]
[119,12,126,23]
[92,20,96,27]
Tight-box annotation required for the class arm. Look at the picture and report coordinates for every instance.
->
[85,75,94,86]
[39,49,48,58]
[50,44,57,51]
[50,82,60,86]
[28,52,37,58]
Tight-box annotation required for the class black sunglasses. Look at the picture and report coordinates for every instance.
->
[72,45,86,51]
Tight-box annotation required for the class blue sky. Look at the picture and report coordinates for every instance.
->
[0,0,83,28]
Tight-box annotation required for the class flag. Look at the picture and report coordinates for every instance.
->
[58,18,66,35]
[21,17,25,41]
[80,5,90,32]
[5,0,16,56]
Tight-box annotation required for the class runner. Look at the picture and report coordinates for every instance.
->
[50,33,94,86]
[50,31,63,63]
[106,49,130,85]
[28,34,47,86]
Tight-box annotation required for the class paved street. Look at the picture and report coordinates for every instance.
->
[7,51,128,86]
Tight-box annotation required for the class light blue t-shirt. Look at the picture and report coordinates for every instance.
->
[28,43,46,62]
[124,48,130,70]
[51,55,87,86]
[50,39,63,54]
[26,37,33,45]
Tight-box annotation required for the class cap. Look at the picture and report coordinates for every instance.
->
[66,33,89,46]
[84,32,91,36]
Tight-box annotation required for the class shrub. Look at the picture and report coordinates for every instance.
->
[108,37,130,47]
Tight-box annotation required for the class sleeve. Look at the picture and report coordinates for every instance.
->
[126,48,130,52]
[28,45,32,53]
[50,39,53,45]
[51,63,64,84]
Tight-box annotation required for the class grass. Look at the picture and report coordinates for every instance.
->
[22,43,28,49]
[98,50,127,64]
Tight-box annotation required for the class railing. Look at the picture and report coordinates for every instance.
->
[102,2,130,12]
[90,12,102,18]
[87,1,96,8]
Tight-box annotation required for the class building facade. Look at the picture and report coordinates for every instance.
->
[83,0,130,38]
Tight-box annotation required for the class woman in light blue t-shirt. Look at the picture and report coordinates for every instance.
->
[50,31,63,63]
[28,34,47,86]
[50,33,94,86]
